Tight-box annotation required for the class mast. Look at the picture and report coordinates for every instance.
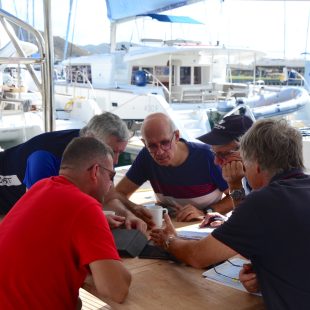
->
[63,0,74,60]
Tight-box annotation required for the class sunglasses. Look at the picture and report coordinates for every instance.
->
[87,164,116,181]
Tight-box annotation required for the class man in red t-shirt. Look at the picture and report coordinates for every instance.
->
[0,137,131,309]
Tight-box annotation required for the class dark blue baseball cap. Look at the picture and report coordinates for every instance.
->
[197,115,253,145]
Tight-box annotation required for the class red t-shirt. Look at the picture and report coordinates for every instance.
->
[0,176,120,309]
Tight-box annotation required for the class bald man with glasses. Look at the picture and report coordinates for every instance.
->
[116,113,229,223]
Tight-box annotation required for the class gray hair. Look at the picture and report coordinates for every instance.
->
[141,113,176,138]
[61,137,113,170]
[240,118,304,175]
[80,112,130,142]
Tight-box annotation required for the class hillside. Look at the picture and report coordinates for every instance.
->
[53,36,91,60]
[54,37,132,60]
[80,43,110,55]
[13,24,133,60]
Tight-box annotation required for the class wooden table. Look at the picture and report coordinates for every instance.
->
[83,254,264,310]
[81,216,264,309]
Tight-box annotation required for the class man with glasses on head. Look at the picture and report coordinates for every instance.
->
[0,112,150,232]
[0,137,131,308]
[116,112,229,222]
[197,114,253,227]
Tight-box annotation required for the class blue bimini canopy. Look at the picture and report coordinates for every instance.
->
[138,13,203,24]
[105,0,203,22]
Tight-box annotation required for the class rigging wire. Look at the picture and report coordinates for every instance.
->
[283,0,286,60]
[304,10,310,58]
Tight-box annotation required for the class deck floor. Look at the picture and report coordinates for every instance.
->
[80,288,111,310]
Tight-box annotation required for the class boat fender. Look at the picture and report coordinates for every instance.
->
[134,70,148,87]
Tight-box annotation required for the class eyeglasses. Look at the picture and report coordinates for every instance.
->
[211,147,240,160]
[212,259,242,282]
[87,164,116,181]
[142,132,175,154]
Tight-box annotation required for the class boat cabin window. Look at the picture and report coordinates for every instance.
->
[194,66,202,85]
[155,66,169,87]
[131,66,140,84]
[179,66,202,85]
[180,66,191,85]
[66,65,92,84]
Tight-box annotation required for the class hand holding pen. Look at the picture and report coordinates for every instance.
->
[199,212,227,228]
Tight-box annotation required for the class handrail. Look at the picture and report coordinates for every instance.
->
[142,69,171,101]
[223,101,256,122]
[291,69,310,92]
[0,9,46,92]
[0,7,50,130]
[66,70,97,101]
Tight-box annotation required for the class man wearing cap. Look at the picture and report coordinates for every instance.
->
[198,114,253,227]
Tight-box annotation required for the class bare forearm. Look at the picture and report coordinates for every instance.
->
[168,238,211,268]
[105,198,133,217]
[113,191,141,213]
[166,236,235,269]
[84,272,131,304]
[210,195,234,215]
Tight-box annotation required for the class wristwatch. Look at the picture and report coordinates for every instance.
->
[230,188,245,201]
[203,206,214,214]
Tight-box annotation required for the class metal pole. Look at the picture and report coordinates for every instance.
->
[110,22,116,52]
[168,54,172,103]
[43,0,55,131]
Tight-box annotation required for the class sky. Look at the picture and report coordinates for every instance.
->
[1,0,310,59]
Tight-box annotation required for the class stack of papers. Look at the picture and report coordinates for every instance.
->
[176,223,214,240]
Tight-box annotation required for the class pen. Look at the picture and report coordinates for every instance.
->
[208,216,224,223]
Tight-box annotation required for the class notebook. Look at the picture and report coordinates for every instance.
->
[112,228,178,261]
[112,228,148,257]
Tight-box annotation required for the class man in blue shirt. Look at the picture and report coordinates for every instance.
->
[0,112,150,232]
[116,112,230,222]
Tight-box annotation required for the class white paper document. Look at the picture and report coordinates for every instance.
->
[202,257,262,296]
[176,223,214,240]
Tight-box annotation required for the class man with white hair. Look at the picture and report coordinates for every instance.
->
[151,119,310,309]
[0,112,151,232]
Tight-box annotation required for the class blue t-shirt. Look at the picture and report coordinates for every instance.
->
[0,129,79,214]
[126,139,228,208]
[212,169,310,310]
